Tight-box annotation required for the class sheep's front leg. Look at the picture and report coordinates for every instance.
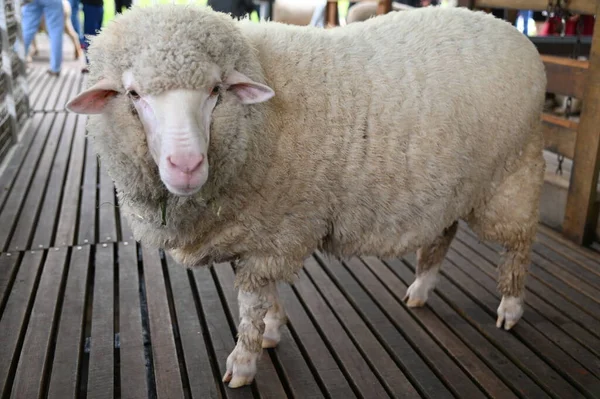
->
[223,285,271,388]
[262,282,287,348]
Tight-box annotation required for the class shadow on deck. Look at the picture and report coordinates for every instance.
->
[1,65,600,399]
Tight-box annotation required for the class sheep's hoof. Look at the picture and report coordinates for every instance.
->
[403,275,436,308]
[223,346,259,388]
[496,295,524,330]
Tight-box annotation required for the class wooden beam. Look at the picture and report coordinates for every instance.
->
[563,2,600,246]
[542,113,578,159]
[475,0,596,14]
[542,55,589,99]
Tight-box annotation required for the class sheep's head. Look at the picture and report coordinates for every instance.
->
[65,5,274,197]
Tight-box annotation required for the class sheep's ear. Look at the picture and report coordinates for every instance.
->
[225,70,274,104]
[65,78,120,114]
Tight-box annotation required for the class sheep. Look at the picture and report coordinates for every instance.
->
[65,4,547,388]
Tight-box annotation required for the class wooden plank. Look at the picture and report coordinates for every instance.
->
[439,248,600,391]
[0,114,56,251]
[141,246,185,399]
[386,256,554,398]
[119,207,135,242]
[31,113,78,248]
[399,257,585,399]
[98,165,118,243]
[359,256,520,399]
[164,253,220,399]
[539,223,600,263]
[44,69,74,112]
[459,227,600,303]
[117,242,149,399]
[35,72,62,112]
[0,114,41,210]
[54,115,87,247]
[537,230,600,275]
[47,245,91,399]
[214,263,320,398]
[453,237,600,356]
[278,278,357,398]
[543,55,589,99]
[9,113,71,251]
[302,258,421,398]
[292,268,392,398]
[192,265,254,399]
[0,252,20,313]
[445,246,600,378]
[87,244,115,399]
[10,247,69,399]
[457,230,600,333]
[6,113,65,251]
[332,255,487,398]
[542,113,577,160]
[532,242,600,290]
[28,73,52,110]
[563,6,600,246]
[77,136,98,245]
[475,0,596,14]
[0,251,45,398]
[0,113,44,211]
[26,67,45,89]
[53,68,78,112]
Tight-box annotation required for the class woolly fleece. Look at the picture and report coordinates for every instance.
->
[81,5,546,294]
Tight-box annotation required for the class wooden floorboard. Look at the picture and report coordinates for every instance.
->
[1,65,600,398]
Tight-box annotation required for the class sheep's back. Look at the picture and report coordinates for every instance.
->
[240,7,545,255]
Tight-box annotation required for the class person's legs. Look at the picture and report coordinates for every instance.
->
[21,0,44,57]
[68,0,81,39]
[41,0,64,73]
[81,3,103,69]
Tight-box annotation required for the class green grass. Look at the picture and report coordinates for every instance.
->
[94,0,350,27]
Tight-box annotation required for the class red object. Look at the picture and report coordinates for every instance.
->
[539,14,595,36]
[564,15,595,36]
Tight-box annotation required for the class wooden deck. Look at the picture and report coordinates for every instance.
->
[1,65,600,399]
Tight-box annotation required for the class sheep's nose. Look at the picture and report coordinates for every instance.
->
[166,154,204,174]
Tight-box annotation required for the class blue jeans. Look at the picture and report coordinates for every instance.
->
[68,0,82,43]
[22,0,64,73]
[81,4,103,63]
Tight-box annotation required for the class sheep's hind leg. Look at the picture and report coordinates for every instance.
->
[262,282,287,348]
[467,136,544,330]
[404,221,458,307]
[223,284,271,388]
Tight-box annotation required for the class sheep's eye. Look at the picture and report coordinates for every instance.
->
[210,86,219,96]
[126,89,140,100]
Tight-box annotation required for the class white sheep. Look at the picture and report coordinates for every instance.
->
[65,4,547,388]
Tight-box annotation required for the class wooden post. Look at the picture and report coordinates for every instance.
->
[562,4,600,246]
[377,0,393,14]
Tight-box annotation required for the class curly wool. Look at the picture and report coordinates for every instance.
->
[83,5,546,288]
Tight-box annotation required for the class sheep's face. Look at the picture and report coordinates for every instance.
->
[65,67,274,197]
